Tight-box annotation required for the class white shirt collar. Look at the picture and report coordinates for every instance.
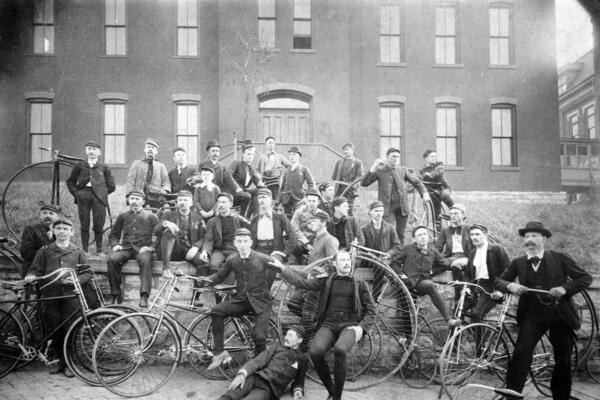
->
[527,250,545,260]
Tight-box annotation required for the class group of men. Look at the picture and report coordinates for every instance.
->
[17,136,592,400]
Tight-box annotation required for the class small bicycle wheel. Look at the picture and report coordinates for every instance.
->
[440,323,509,399]
[401,317,448,388]
[0,309,25,378]
[586,346,600,384]
[92,312,180,398]
[530,331,578,397]
[183,314,227,380]
[63,308,125,385]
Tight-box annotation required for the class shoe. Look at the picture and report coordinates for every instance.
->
[206,350,232,370]
[112,293,123,305]
[48,360,64,374]
[63,367,74,378]
[139,294,149,308]
[447,318,461,328]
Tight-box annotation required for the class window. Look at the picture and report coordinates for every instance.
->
[379,103,403,158]
[293,0,311,49]
[176,103,200,165]
[258,0,275,48]
[491,105,516,166]
[435,3,458,64]
[105,0,126,55]
[103,102,126,164]
[177,0,198,56]
[584,103,596,139]
[558,76,568,95]
[567,111,580,139]
[29,101,53,163]
[380,5,403,64]
[33,0,54,54]
[436,104,460,166]
[489,4,512,65]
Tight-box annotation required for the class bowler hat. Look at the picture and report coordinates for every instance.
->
[242,144,255,152]
[288,146,302,157]
[332,197,348,208]
[126,190,146,199]
[217,192,234,202]
[287,325,305,339]
[206,140,221,151]
[176,190,193,198]
[173,147,186,153]
[264,136,276,142]
[368,200,385,211]
[52,218,73,228]
[145,138,160,149]
[423,149,435,159]
[40,204,60,214]
[235,228,252,237]
[518,221,552,238]
[85,141,101,150]
[308,209,330,222]
[318,182,334,192]
[256,188,272,198]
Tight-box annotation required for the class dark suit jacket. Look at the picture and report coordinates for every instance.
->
[199,159,240,194]
[435,224,474,258]
[361,165,425,216]
[326,216,365,250]
[168,166,197,194]
[361,220,402,257]
[241,343,308,397]
[331,157,364,198]
[208,250,276,313]
[20,223,55,276]
[464,243,510,289]
[396,243,448,288]
[281,270,376,332]
[201,213,250,254]
[249,212,296,257]
[229,160,264,190]
[153,209,206,249]
[495,250,592,330]
[66,160,116,206]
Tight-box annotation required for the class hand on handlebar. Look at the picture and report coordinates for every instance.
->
[549,286,566,299]
[507,282,528,296]
[490,290,504,300]
[24,274,36,284]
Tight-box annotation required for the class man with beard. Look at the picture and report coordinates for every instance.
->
[270,251,375,400]
[361,147,430,244]
[199,193,249,273]
[154,191,207,278]
[229,144,263,218]
[327,197,364,251]
[66,141,116,255]
[249,188,296,262]
[107,190,159,307]
[20,204,59,277]
[496,222,592,400]
[125,138,170,209]
[331,143,364,216]
[168,147,197,194]
[199,140,242,195]
[291,189,323,264]
[218,326,308,400]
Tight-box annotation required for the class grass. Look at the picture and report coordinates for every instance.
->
[1,179,599,273]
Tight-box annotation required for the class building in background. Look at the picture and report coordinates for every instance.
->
[0,0,560,191]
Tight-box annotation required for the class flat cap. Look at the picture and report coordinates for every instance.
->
[52,218,73,227]
[332,197,348,208]
[173,147,186,153]
[305,188,321,199]
[412,225,429,236]
[318,182,334,192]
[342,143,354,150]
[40,204,60,214]
[368,200,385,211]
[308,209,330,222]
[386,147,401,156]
[85,141,101,149]
[176,190,193,198]
[469,224,488,233]
[145,138,160,149]
[242,144,255,152]
[217,192,234,202]
[450,203,467,214]
[126,189,146,199]
[235,228,252,237]
[200,166,214,174]
[256,188,272,198]
[422,149,436,159]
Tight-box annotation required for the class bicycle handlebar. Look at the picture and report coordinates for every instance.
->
[38,147,84,162]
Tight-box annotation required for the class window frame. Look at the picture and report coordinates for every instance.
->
[379,2,404,65]
[378,101,404,161]
[27,99,53,164]
[174,100,201,166]
[33,0,54,55]
[175,0,199,57]
[489,2,513,66]
[257,0,276,49]
[101,100,127,166]
[566,110,580,139]
[434,1,459,65]
[435,102,461,167]
[583,102,596,140]
[293,0,312,49]
[491,104,517,167]
[104,0,127,56]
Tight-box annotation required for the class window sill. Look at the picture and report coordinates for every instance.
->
[376,62,407,68]
[289,49,317,54]
[26,53,56,57]
[432,63,464,68]
[488,64,516,69]
[99,55,128,58]
[490,166,520,171]
[172,55,200,59]
[252,47,281,53]
[106,164,128,169]
[444,166,465,171]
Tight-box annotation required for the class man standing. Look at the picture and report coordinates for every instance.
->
[125,138,170,208]
[257,136,290,199]
[290,189,323,263]
[361,147,430,244]
[66,141,116,255]
[270,251,376,400]
[25,218,91,377]
[229,144,263,217]
[199,193,249,273]
[279,146,315,216]
[154,190,207,278]
[249,188,296,262]
[107,190,159,307]
[496,221,592,400]
[20,204,59,277]
[168,147,197,194]
[420,149,454,219]
[331,143,364,216]
[327,197,365,250]
[461,224,510,322]
[218,326,308,400]
[199,140,242,195]
[201,228,276,368]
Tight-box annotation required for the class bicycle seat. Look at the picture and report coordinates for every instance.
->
[213,284,237,291]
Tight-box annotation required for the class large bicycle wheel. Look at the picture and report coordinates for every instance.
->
[183,314,227,380]
[401,317,448,388]
[530,331,578,397]
[586,346,600,384]
[0,309,25,378]
[440,323,510,399]
[92,312,180,398]
[63,308,125,385]
[571,290,596,362]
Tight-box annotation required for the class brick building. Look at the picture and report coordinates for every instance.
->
[0,0,561,190]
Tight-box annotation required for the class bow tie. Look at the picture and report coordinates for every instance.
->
[333,216,346,224]
[450,226,462,235]
[417,246,428,255]
[528,256,541,266]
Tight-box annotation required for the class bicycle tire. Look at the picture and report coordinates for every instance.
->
[0,309,25,378]
[63,308,126,385]
[92,312,180,398]
[530,331,578,397]
[439,323,510,400]
[586,346,600,384]
[183,313,228,380]
[571,290,597,363]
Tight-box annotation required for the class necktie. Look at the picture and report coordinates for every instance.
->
[528,256,541,266]
[450,226,462,235]
[145,159,154,193]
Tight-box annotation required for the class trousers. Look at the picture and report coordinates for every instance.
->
[76,188,106,251]
[107,249,154,295]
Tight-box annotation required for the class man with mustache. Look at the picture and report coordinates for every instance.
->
[107,190,159,307]
[125,138,170,209]
[20,204,59,278]
[291,189,324,263]
[326,197,365,251]
[331,143,364,216]
[496,221,592,400]
[199,140,242,195]
[229,144,263,218]
[168,147,197,194]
